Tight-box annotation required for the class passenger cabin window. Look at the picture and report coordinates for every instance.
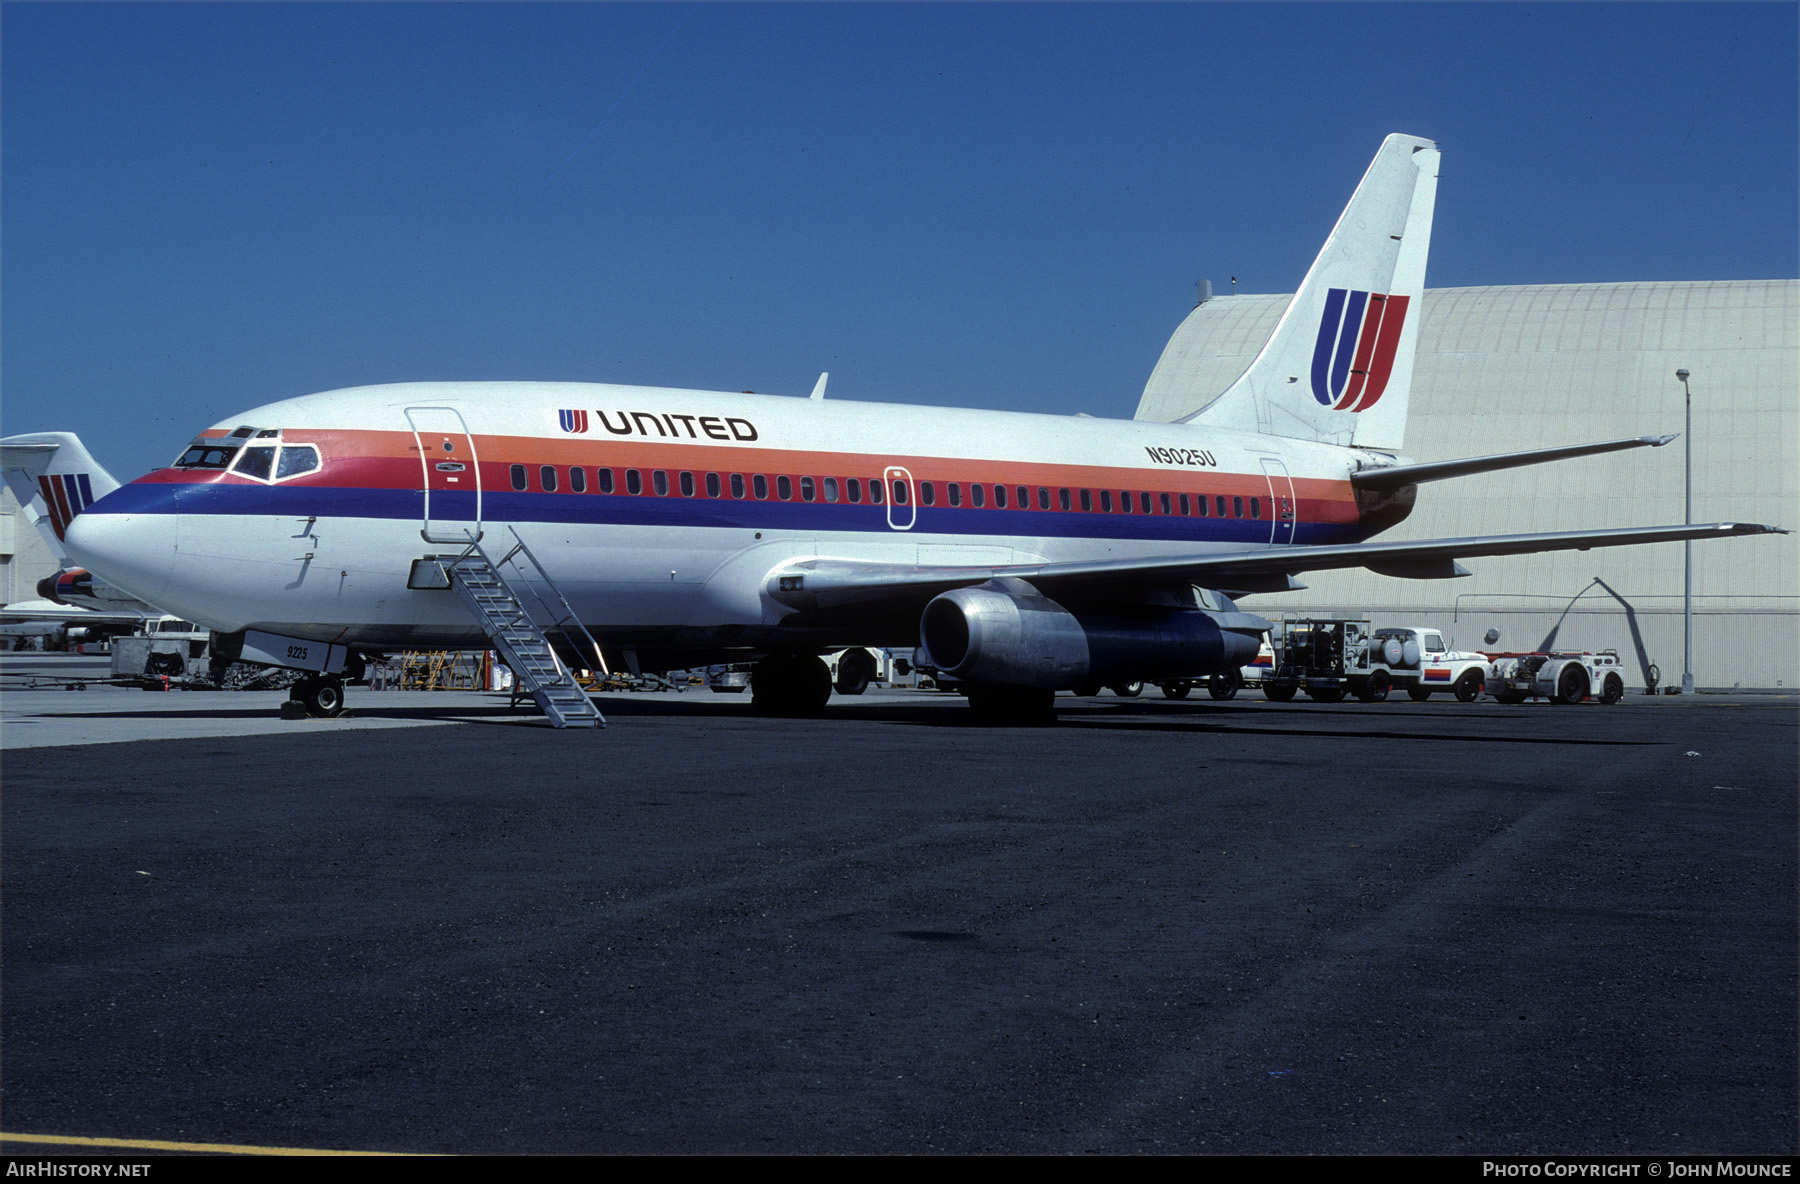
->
[730,473,745,499]
[570,467,586,493]
[870,479,885,504]
[800,476,815,502]
[754,475,769,499]
[777,475,792,500]
[890,481,907,505]
[510,464,527,491]
[847,479,862,503]
[920,482,936,506]
[971,484,985,508]
[706,472,721,498]
[1141,492,1153,514]
[1100,490,1112,513]
[994,485,1007,509]
[1159,493,1171,515]
[823,477,839,503]
[1250,497,1261,519]
[947,483,962,507]
[1216,495,1228,517]
[598,468,615,494]
[653,470,669,496]
[1233,496,1244,518]
[1079,489,1092,512]
[680,471,695,497]
[1040,487,1051,510]
[540,466,557,492]
[627,469,642,495]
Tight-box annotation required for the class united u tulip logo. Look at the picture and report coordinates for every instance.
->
[1311,288,1410,412]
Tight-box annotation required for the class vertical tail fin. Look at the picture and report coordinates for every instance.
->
[1,432,123,563]
[1181,134,1439,451]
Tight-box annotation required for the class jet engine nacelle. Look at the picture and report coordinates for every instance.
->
[919,578,1268,690]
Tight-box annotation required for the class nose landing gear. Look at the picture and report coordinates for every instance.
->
[288,674,347,718]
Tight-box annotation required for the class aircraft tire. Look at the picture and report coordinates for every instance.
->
[1453,670,1484,702]
[1207,671,1241,700]
[834,648,877,696]
[1110,682,1144,699]
[294,676,346,718]
[1262,682,1297,702]
[966,684,1056,726]
[1407,685,1434,702]
[1554,664,1587,705]
[1599,672,1625,705]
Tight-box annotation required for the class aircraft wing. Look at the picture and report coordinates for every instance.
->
[0,599,151,629]
[767,522,1785,610]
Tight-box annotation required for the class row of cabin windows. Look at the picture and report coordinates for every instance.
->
[507,464,1263,519]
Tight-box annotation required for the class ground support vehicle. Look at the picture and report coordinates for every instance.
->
[1486,651,1627,705]
[1261,620,1488,703]
[1370,626,1490,702]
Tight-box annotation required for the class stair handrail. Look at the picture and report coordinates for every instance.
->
[496,526,610,677]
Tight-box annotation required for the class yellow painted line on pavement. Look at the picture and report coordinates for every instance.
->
[0,1131,433,1156]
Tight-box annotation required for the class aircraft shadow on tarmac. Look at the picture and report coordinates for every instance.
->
[26,694,1660,746]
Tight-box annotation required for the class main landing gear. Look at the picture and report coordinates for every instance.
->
[751,652,833,716]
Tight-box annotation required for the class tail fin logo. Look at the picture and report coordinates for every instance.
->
[1310,288,1411,412]
[36,472,95,540]
[558,409,589,434]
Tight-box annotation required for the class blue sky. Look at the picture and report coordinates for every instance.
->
[4,1,1796,481]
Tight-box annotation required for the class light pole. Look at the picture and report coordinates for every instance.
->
[1677,367,1694,694]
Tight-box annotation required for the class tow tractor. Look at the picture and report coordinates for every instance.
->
[1485,650,1628,705]
[1260,619,1490,703]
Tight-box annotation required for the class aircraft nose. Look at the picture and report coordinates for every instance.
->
[63,499,179,605]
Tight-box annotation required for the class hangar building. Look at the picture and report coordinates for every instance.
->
[1136,279,1798,691]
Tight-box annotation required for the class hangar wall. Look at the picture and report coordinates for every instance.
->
[1136,280,1799,691]
[1,485,60,607]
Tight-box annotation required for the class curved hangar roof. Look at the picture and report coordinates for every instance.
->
[1135,280,1798,688]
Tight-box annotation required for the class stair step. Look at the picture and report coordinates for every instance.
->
[444,546,606,730]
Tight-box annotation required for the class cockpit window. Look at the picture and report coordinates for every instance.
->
[275,445,320,480]
[234,446,277,480]
[178,432,321,481]
[176,444,239,469]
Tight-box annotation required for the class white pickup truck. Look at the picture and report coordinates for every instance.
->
[1369,626,1491,702]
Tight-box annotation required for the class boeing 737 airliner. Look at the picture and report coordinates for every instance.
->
[54,134,1781,723]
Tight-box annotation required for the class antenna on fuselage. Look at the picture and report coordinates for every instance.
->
[810,373,829,400]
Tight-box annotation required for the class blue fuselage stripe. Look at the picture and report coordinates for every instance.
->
[94,481,1369,547]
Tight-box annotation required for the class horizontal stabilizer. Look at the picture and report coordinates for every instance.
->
[1351,435,1678,491]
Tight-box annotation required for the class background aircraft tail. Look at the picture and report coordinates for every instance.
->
[1,432,124,564]
[1181,133,1439,452]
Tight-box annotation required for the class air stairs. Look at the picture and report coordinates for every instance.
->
[437,530,605,730]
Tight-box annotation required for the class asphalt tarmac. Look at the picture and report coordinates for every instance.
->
[2,664,1795,1155]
